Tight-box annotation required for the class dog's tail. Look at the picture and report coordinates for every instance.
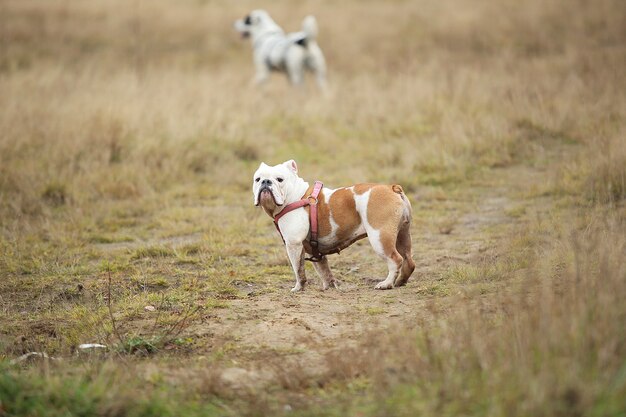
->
[302,15,318,42]
[392,184,413,223]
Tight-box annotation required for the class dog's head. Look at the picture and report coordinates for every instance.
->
[234,10,282,39]
[252,160,300,211]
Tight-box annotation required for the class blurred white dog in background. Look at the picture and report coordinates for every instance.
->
[234,10,327,90]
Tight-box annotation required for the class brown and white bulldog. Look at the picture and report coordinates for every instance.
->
[253,160,416,292]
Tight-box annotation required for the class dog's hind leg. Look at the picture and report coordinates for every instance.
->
[374,241,403,290]
[301,15,327,90]
[306,43,327,91]
[359,187,406,290]
[285,47,305,86]
[312,257,339,290]
[315,66,327,92]
[394,222,415,287]
[363,225,403,290]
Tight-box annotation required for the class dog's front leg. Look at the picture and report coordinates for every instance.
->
[285,242,306,292]
[252,56,269,86]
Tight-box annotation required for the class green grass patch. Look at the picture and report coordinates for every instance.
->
[0,363,224,417]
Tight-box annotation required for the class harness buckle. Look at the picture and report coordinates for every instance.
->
[307,196,318,205]
[305,254,325,263]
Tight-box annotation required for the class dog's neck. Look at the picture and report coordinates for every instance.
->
[250,17,283,42]
[266,178,310,218]
[285,178,310,206]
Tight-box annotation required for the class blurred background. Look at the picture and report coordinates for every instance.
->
[1,0,623,220]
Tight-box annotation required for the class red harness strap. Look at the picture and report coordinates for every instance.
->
[273,181,324,261]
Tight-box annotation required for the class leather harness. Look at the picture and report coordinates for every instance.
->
[273,181,325,262]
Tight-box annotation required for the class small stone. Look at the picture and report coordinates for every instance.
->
[144,305,156,312]
[78,343,107,350]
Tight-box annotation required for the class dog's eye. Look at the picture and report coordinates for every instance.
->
[277,178,284,183]
[255,177,260,182]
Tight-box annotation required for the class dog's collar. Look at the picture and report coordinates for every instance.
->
[273,181,325,261]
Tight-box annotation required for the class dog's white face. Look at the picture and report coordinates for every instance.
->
[252,160,300,211]
[234,10,281,39]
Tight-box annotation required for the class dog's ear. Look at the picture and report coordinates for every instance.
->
[259,162,269,169]
[283,160,298,174]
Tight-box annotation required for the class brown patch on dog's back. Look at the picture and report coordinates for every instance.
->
[316,188,332,238]
[353,183,377,195]
[329,188,361,241]
[315,188,361,241]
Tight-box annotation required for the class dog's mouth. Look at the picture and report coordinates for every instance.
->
[256,187,282,207]
[241,31,250,39]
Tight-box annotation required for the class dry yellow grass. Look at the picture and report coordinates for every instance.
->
[0,0,625,416]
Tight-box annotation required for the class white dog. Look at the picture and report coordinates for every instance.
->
[253,160,416,292]
[234,10,327,89]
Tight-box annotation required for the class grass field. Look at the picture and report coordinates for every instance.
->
[1,0,625,415]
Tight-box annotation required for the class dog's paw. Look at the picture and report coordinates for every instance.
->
[291,285,304,293]
[322,279,340,290]
[374,281,394,290]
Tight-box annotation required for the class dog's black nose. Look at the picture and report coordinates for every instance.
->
[244,15,252,25]
[261,179,272,186]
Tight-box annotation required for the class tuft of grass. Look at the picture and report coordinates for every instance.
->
[89,234,135,244]
[41,182,68,207]
[585,138,626,203]
[515,119,577,145]
[131,246,175,260]
[505,205,527,218]
[233,142,260,162]
[436,217,458,234]
[205,299,229,310]
[119,336,159,355]
[364,307,386,316]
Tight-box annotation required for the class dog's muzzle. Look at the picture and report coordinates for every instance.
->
[257,185,280,206]
[241,15,252,38]
[234,19,251,38]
